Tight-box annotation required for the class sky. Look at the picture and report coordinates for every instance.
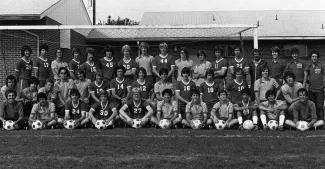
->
[84,0,325,23]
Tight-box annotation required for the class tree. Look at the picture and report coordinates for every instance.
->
[97,15,139,25]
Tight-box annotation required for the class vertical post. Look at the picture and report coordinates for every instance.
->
[240,32,245,57]
[93,0,96,25]
[253,26,258,49]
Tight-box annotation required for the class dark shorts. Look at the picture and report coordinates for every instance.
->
[179,104,186,119]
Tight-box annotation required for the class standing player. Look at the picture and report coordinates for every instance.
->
[74,70,91,105]
[226,68,248,104]
[89,71,109,104]
[119,88,154,127]
[182,88,210,129]
[154,68,174,101]
[110,66,131,109]
[228,46,249,78]
[259,90,287,130]
[15,45,33,92]
[175,47,194,81]
[234,88,259,130]
[99,45,117,85]
[80,48,99,81]
[212,46,228,87]
[268,46,286,86]
[51,48,68,83]
[34,44,51,87]
[130,67,153,102]
[192,50,212,86]
[285,47,306,84]
[200,69,220,115]
[118,45,137,82]
[175,67,197,120]
[68,48,82,80]
[152,42,175,82]
[303,50,325,126]
[135,42,155,84]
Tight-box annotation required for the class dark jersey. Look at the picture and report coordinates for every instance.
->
[99,57,117,81]
[234,100,256,119]
[15,58,33,80]
[80,61,99,81]
[226,79,248,103]
[65,100,87,120]
[91,102,114,120]
[89,81,110,99]
[152,54,175,72]
[34,57,51,80]
[125,100,149,119]
[110,78,130,101]
[117,58,137,81]
[175,80,196,106]
[130,80,153,100]
[200,81,220,111]
[68,59,81,76]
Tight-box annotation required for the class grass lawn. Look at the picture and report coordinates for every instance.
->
[0,129,325,169]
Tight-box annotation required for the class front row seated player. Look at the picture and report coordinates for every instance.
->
[259,90,287,131]
[29,92,57,129]
[234,88,259,130]
[0,90,28,130]
[151,88,182,128]
[119,87,154,128]
[211,89,237,129]
[285,88,324,130]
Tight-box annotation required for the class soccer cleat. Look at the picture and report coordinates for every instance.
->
[278,125,284,131]
[253,124,259,131]
[238,125,244,131]
[263,124,268,131]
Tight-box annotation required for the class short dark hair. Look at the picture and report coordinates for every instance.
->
[191,88,200,96]
[214,46,224,55]
[137,67,147,79]
[235,68,243,75]
[139,42,149,49]
[309,50,321,58]
[5,75,17,87]
[162,88,173,97]
[104,45,115,56]
[76,70,86,78]
[86,48,94,55]
[45,78,54,85]
[271,46,281,55]
[290,46,299,55]
[69,88,81,98]
[181,67,191,76]
[205,69,214,77]
[197,50,207,59]
[252,48,261,56]
[218,89,228,96]
[39,44,49,53]
[179,47,189,60]
[21,45,32,57]
[260,67,269,75]
[240,88,251,95]
[297,88,308,96]
[58,67,70,78]
[5,89,17,99]
[159,68,169,76]
[265,90,275,99]
[55,48,63,59]
[283,71,296,83]
[72,48,81,55]
[234,46,242,52]
[99,90,109,97]
[115,65,126,76]
[28,76,39,86]
[37,92,47,101]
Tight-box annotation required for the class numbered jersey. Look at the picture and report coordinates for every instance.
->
[130,80,153,100]
[200,81,220,111]
[152,54,175,72]
[15,58,33,80]
[125,100,149,119]
[68,59,81,77]
[34,57,51,80]
[212,58,228,79]
[117,58,137,81]
[110,78,130,101]
[65,100,87,120]
[89,81,109,99]
[175,80,197,106]
[226,79,248,103]
[99,57,117,81]
[91,102,114,120]
[80,61,99,81]
[229,57,249,72]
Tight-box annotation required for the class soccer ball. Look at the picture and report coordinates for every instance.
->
[159,119,171,129]
[215,120,227,130]
[64,120,76,130]
[32,120,43,130]
[297,121,309,131]
[267,120,279,130]
[95,120,107,130]
[191,119,202,129]
[4,120,16,131]
[132,119,142,129]
[243,120,254,130]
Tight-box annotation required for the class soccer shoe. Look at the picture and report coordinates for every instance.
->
[263,124,268,131]
[238,125,244,131]
[278,125,284,131]
[254,125,259,131]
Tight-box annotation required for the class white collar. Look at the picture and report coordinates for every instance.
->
[104,57,113,62]
[116,77,125,83]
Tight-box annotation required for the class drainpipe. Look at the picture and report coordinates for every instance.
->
[22,30,39,57]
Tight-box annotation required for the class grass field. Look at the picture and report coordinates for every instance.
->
[1,129,325,169]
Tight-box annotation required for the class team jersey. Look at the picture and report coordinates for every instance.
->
[89,81,110,99]
[135,55,154,76]
[234,100,256,119]
[154,81,174,98]
[175,80,196,106]
[226,79,248,103]
[117,58,137,81]
[185,101,208,121]
[125,99,149,119]
[175,59,194,81]
[1,101,24,120]
[65,100,87,120]
[260,100,286,120]
[74,79,91,100]
[31,102,55,120]
[54,79,76,106]
[229,57,249,72]
[130,80,153,100]
[212,101,234,120]
[15,58,33,80]
[110,78,130,101]
[80,61,99,81]
[305,62,325,91]
[38,87,58,102]
[157,100,178,119]
[34,57,51,80]
[22,87,38,102]
[91,102,115,120]
[200,81,220,110]
[212,58,228,79]
[51,60,68,80]
[285,59,306,83]
[152,54,175,72]
[99,57,117,81]
[68,59,81,76]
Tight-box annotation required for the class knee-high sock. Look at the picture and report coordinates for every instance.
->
[252,116,258,124]
[238,117,243,125]
[279,115,285,126]
[261,115,267,125]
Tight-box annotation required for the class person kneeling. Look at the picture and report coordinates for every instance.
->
[119,88,153,128]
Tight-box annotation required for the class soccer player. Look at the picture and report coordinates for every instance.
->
[285,88,323,130]
[152,42,175,82]
[61,88,88,128]
[154,68,174,101]
[74,70,91,105]
[119,87,154,127]
[151,89,182,128]
[303,50,325,125]
[130,67,154,102]
[182,88,210,129]
[34,44,51,87]
[68,48,82,80]
[1,75,20,100]
[212,46,228,87]
[228,46,249,78]
[254,67,280,105]
[193,50,212,86]
[175,47,194,81]
[0,90,28,130]
[99,45,117,85]
[15,45,33,92]
[117,45,137,82]
[226,68,248,104]
[285,47,306,83]
[80,48,99,81]
[200,69,220,114]
[281,71,303,105]
[87,90,118,128]
[259,90,287,131]
[175,67,197,120]
[268,46,286,86]
[211,90,237,129]
[89,71,109,104]
[21,76,39,118]
[135,42,155,84]
[110,66,131,109]
[51,48,68,83]
[234,88,259,130]
[38,78,58,103]
[29,92,57,129]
